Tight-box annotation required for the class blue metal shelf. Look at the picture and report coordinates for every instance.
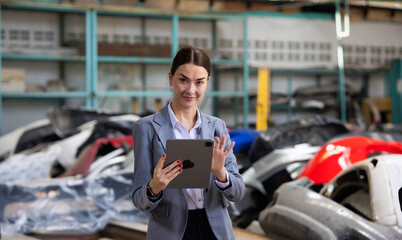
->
[2,53,85,62]
[250,68,388,76]
[211,59,243,65]
[205,91,244,97]
[98,56,171,64]
[2,2,87,13]
[96,90,245,98]
[97,90,172,97]
[2,92,88,98]
[270,105,319,111]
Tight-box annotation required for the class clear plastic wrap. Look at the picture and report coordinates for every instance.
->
[0,146,61,182]
[0,170,148,238]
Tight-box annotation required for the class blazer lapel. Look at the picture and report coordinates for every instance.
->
[200,112,215,140]
[152,105,175,151]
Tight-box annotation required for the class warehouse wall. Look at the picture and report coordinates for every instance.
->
[2,11,402,133]
[216,16,402,127]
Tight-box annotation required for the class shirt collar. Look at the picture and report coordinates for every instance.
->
[168,102,201,130]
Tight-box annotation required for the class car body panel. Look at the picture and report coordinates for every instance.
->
[299,136,402,184]
[230,144,320,227]
[249,115,349,164]
[259,155,402,240]
[321,154,402,227]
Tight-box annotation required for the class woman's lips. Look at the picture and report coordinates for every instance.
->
[184,96,195,101]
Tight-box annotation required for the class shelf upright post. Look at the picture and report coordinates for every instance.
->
[141,17,147,113]
[171,14,179,59]
[335,0,349,123]
[85,10,92,108]
[0,5,2,135]
[234,70,240,127]
[390,59,402,124]
[399,60,402,123]
[169,14,178,107]
[59,13,66,105]
[242,15,249,128]
[363,74,369,97]
[91,10,98,108]
[211,19,217,117]
[287,73,293,121]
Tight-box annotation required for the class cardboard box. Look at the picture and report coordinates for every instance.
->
[362,97,392,124]
[343,7,365,22]
[102,0,139,7]
[144,0,175,10]
[61,0,98,5]
[392,11,402,23]
[212,2,246,12]
[178,0,209,12]
[367,9,392,22]
[1,68,26,92]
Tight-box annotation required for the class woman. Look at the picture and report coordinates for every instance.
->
[132,46,245,240]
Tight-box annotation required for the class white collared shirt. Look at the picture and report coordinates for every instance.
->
[167,102,229,209]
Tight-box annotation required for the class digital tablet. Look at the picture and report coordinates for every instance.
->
[165,139,214,188]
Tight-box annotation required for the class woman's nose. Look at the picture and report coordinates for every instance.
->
[187,83,196,93]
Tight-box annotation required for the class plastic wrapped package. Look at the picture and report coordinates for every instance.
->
[0,146,61,182]
[0,171,148,238]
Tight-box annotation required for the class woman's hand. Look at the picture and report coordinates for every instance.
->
[212,134,235,182]
[148,153,182,195]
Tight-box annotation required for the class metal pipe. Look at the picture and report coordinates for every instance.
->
[335,0,349,123]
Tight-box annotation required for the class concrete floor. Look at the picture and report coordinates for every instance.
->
[11,220,282,240]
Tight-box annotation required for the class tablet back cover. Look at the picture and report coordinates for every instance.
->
[165,139,214,188]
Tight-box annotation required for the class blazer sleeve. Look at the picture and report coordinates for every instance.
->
[215,119,246,202]
[131,119,163,212]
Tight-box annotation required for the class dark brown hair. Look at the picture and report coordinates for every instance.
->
[170,46,211,77]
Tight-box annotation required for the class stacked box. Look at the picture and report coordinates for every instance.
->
[61,0,98,5]
[1,68,26,93]
[98,43,171,57]
[102,0,139,7]
[362,97,392,124]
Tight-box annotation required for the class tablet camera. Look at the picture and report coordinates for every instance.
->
[182,159,194,169]
[205,141,213,147]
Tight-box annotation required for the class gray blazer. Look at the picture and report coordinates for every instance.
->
[132,105,245,240]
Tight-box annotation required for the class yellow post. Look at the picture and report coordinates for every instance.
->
[132,98,138,114]
[256,68,270,131]
[155,98,162,111]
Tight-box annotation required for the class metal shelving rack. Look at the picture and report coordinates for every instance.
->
[2,1,398,134]
[0,3,92,134]
[245,68,393,123]
[0,1,250,134]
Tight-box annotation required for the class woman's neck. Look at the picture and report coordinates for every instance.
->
[170,101,197,132]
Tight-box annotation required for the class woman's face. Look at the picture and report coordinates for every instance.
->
[169,63,209,110]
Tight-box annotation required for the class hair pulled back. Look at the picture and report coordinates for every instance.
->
[170,46,211,77]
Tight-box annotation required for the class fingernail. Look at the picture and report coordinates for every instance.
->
[162,153,166,157]
[179,164,183,168]
[179,169,182,173]
[177,160,181,163]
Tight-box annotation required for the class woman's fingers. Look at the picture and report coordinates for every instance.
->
[163,159,182,174]
[166,166,182,181]
[155,153,167,171]
[214,136,221,151]
[215,134,232,152]
[220,134,226,150]
[224,141,235,156]
[151,154,182,193]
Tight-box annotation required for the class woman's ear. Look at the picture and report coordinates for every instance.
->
[168,72,173,85]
